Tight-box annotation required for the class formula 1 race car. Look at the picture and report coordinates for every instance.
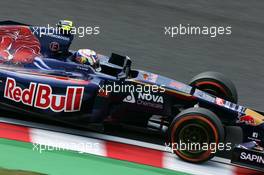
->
[0,21,263,170]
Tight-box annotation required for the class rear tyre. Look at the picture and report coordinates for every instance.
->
[169,107,224,163]
[189,71,238,103]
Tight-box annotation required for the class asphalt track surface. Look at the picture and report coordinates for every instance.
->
[1,0,264,110]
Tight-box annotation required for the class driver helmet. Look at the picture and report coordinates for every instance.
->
[57,20,73,35]
[75,49,101,71]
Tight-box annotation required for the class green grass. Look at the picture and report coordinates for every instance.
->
[0,138,191,175]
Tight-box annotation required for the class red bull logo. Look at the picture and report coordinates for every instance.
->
[0,26,41,64]
[4,77,84,112]
[237,115,256,126]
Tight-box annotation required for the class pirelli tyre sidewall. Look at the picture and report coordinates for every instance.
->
[169,107,224,163]
[189,71,238,103]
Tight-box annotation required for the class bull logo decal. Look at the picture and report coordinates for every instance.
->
[0,26,41,64]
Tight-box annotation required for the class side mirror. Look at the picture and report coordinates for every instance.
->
[117,56,131,80]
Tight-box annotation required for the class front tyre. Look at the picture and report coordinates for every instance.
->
[189,71,238,103]
[169,107,224,163]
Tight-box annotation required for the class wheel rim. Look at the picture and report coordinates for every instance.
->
[177,121,210,157]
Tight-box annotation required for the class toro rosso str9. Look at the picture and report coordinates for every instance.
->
[0,21,263,169]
